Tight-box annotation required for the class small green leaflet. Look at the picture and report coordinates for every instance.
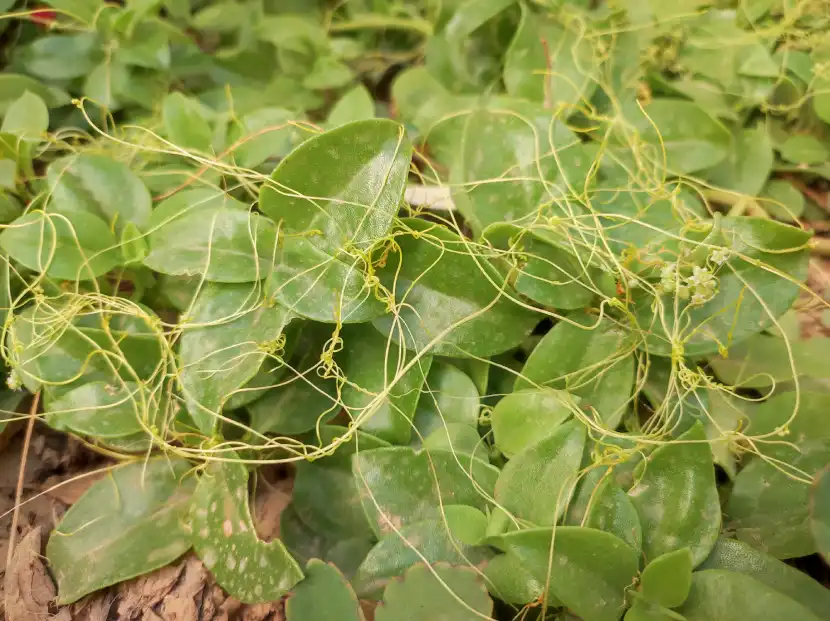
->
[286,560,365,621]
[191,458,303,603]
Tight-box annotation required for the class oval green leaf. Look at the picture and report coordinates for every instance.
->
[47,458,195,605]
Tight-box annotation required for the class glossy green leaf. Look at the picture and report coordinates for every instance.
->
[639,548,693,608]
[178,282,292,435]
[678,570,824,621]
[47,458,195,604]
[374,218,539,358]
[0,210,120,280]
[260,119,410,322]
[260,119,409,252]
[634,217,811,358]
[46,380,146,438]
[422,423,486,461]
[704,126,772,196]
[698,537,830,619]
[516,310,634,427]
[495,419,585,526]
[584,475,642,552]
[353,446,499,538]
[491,526,639,621]
[633,99,730,174]
[338,323,433,444]
[629,422,720,566]
[0,74,69,114]
[293,428,389,542]
[163,92,213,152]
[191,458,303,603]
[286,560,364,621]
[491,388,576,458]
[353,515,492,597]
[47,154,152,234]
[504,5,596,112]
[327,84,374,128]
[375,564,493,621]
[144,189,278,282]
[1,91,48,137]
[0,159,16,189]
[778,134,829,165]
[811,466,830,563]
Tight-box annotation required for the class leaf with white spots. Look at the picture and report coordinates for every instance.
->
[191,457,303,603]
[47,458,196,605]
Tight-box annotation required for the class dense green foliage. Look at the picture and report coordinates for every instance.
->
[1,0,829,619]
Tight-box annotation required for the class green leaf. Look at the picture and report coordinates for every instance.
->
[504,4,596,112]
[17,34,99,80]
[144,189,278,282]
[293,427,389,541]
[412,360,480,440]
[584,475,642,552]
[629,422,720,566]
[634,217,811,357]
[338,323,433,444]
[633,99,730,174]
[678,570,824,621]
[624,600,677,621]
[1,91,48,138]
[704,126,772,196]
[353,446,499,538]
[639,548,693,608]
[120,221,149,264]
[191,458,303,603]
[260,118,409,251]
[178,282,292,435]
[0,210,120,280]
[451,107,588,235]
[491,388,576,458]
[260,119,410,322]
[760,179,804,221]
[46,154,152,234]
[46,380,146,438]
[0,159,16,189]
[286,560,364,621]
[778,134,829,165]
[327,84,374,128]
[698,538,830,619]
[47,458,195,604]
[491,526,639,621]
[162,92,213,152]
[516,310,634,427]
[229,107,298,168]
[0,74,69,114]
[374,218,539,358]
[353,515,492,597]
[483,550,544,605]
[375,564,493,621]
[304,56,353,90]
[483,223,606,309]
[246,345,339,436]
[725,440,830,559]
[811,466,830,563]
[495,419,585,526]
